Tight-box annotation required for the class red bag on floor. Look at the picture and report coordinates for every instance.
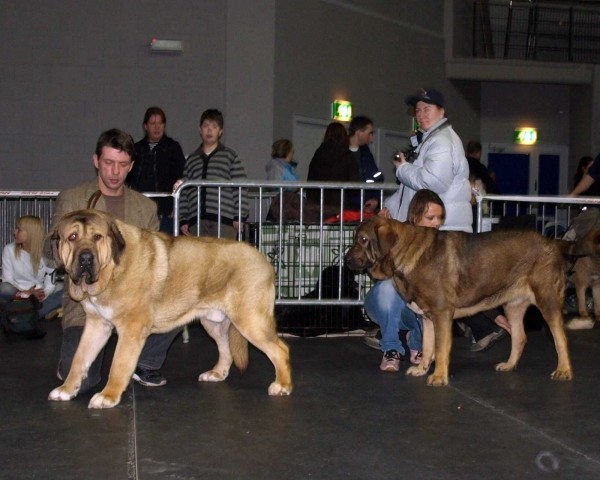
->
[324,210,375,224]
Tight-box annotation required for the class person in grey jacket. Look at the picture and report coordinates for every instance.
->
[381,88,472,233]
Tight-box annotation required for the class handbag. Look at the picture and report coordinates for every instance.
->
[0,296,46,339]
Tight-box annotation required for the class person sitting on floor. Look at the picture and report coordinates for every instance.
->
[1,215,63,319]
[364,189,445,371]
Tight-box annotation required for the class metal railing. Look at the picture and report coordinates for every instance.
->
[473,1,600,64]
[4,184,600,335]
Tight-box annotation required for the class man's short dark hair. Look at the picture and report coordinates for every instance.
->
[143,106,166,125]
[466,140,482,157]
[200,109,224,129]
[95,129,136,162]
[348,116,373,137]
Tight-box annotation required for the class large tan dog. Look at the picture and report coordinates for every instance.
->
[345,216,573,387]
[48,210,292,409]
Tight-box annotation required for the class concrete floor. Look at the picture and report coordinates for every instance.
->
[2,319,600,479]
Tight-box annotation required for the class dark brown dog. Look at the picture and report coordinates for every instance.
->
[345,216,573,386]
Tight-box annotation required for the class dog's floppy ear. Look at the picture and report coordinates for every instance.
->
[368,221,398,279]
[374,222,397,257]
[43,229,63,268]
[109,222,126,265]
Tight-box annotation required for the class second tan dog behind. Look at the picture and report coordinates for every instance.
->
[48,210,292,409]
[346,216,573,386]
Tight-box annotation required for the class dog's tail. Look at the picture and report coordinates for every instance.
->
[229,324,249,374]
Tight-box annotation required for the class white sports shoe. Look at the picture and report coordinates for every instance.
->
[565,318,595,330]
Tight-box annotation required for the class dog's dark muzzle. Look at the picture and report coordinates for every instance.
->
[72,249,98,285]
[345,247,373,271]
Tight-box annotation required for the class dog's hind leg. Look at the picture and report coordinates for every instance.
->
[427,311,454,387]
[199,317,234,382]
[495,299,529,372]
[49,315,113,402]
[592,280,600,321]
[232,313,292,396]
[537,296,573,381]
[406,316,434,377]
[575,275,593,321]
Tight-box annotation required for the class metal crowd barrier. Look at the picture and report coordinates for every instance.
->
[3,186,600,336]
[474,193,600,234]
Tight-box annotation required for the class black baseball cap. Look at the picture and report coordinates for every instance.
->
[405,88,445,108]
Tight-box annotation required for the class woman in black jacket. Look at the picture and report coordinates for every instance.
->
[127,107,186,233]
[306,122,361,210]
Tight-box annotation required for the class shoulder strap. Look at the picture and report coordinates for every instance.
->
[87,190,102,209]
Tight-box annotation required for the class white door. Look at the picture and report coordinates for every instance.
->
[292,115,330,181]
[292,115,411,182]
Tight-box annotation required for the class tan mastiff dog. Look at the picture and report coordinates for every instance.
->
[345,216,573,386]
[48,210,292,408]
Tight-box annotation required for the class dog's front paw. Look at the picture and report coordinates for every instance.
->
[406,365,428,377]
[495,362,517,372]
[550,369,573,381]
[88,391,121,409]
[198,370,228,382]
[426,374,449,386]
[268,381,292,396]
[48,386,76,402]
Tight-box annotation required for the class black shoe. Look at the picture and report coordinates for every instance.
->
[132,368,167,387]
[26,328,46,340]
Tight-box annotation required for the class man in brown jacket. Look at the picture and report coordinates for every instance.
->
[49,129,180,393]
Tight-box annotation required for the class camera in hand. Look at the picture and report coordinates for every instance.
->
[393,148,417,163]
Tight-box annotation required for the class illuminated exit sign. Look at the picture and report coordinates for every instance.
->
[331,100,352,122]
[514,128,538,145]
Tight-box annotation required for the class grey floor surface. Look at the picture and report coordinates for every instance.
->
[2,319,600,479]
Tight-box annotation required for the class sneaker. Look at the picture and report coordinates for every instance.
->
[409,349,422,365]
[132,368,167,387]
[380,350,401,372]
[470,329,508,353]
[565,318,595,330]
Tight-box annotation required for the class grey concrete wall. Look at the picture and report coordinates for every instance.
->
[1,0,230,190]
[2,0,483,190]
[481,82,570,145]
[225,0,275,179]
[273,0,480,156]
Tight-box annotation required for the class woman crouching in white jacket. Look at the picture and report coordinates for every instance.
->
[381,88,472,233]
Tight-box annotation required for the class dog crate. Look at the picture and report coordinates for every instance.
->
[247,223,375,336]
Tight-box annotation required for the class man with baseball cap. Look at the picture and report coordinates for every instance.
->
[380,87,472,230]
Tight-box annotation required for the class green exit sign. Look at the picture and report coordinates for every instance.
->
[514,128,538,145]
[331,100,352,122]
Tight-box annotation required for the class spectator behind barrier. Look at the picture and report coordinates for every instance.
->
[348,116,385,212]
[127,106,186,234]
[383,87,472,232]
[465,140,500,195]
[265,139,299,188]
[180,109,249,240]
[570,155,600,197]
[306,122,361,211]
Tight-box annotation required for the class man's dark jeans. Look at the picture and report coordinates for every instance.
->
[58,326,182,394]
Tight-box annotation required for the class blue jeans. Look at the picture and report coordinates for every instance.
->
[364,279,423,354]
[0,282,63,317]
